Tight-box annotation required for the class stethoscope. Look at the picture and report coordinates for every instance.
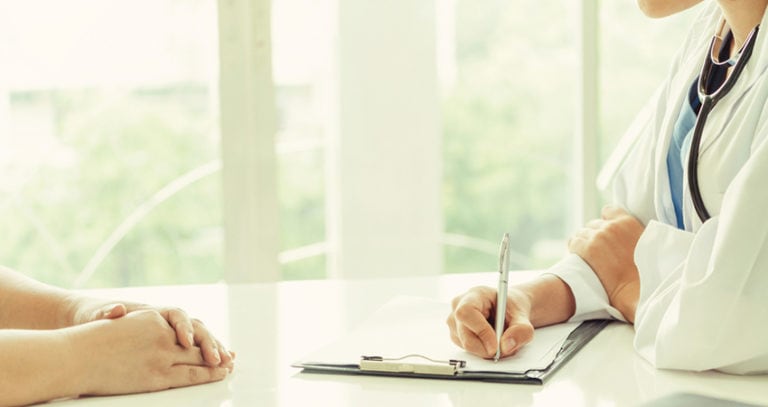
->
[688,24,760,222]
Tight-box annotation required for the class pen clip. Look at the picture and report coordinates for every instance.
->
[498,233,510,274]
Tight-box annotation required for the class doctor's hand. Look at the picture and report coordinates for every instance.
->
[446,286,534,359]
[568,205,644,323]
[68,297,234,370]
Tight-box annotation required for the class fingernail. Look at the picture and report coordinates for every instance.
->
[187,333,194,346]
[504,339,517,352]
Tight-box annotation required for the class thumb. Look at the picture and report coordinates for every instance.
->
[100,303,128,319]
[500,315,534,357]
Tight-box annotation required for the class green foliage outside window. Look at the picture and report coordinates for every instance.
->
[1,88,221,288]
[442,0,575,273]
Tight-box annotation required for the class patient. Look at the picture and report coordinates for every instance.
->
[0,265,234,406]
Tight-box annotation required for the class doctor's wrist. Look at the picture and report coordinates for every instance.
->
[520,274,576,328]
[610,280,639,324]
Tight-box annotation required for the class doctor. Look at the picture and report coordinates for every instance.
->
[447,0,768,373]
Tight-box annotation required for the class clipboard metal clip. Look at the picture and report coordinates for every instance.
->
[360,354,466,376]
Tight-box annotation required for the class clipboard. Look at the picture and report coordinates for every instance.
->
[293,296,609,384]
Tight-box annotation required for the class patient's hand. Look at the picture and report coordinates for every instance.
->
[71,298,234,369]
[69,309,231,396]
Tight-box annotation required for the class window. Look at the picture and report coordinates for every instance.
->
[441,1,699,275]
[599,2,697,168]
[0,1,701,286]
[0,0,221,287]
[273,0,332,280]
[441,1,579,273]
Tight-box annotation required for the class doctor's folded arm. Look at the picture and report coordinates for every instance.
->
[449,0,768,374]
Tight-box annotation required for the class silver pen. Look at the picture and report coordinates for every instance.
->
[494,233,511,362]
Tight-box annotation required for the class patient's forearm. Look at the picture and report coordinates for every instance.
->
[0,330,81,406]
[0,266,76,329]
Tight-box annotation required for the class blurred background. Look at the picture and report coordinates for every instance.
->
[0,0,695,288]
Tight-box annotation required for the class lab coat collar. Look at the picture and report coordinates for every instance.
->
[696,8,768,155]
[724,5,768,94]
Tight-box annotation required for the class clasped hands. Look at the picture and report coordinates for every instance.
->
[66,296,234,395]
[447,205,644,359]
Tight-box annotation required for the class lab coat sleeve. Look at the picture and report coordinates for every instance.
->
[632,125,768,374]
[544,73,671,325]
[544,254,626,322]
[544,83,668,325]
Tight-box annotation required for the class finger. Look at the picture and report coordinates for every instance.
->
[575,227,596,239]
[568,231,591,253]
[445,313,472,354]
[165,365,229,389]
[100,303,128,320]
[457,324,495,357]
[120,302,149,313]
[500,317,534,357]
[192,320,222,366]
[601,205,626,220]
[454,305,496,357]
[173,345,207,366]
[172,343,233,371]
[161,308,195,348]
[451,295,461,310]
[449,331,462,349]
[446,315,464,348]
[585,218,604,229]
[451,287,493,312]
[216,339,234,369]
[447,314,467,349]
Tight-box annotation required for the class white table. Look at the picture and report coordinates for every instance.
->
[53,272,768,406]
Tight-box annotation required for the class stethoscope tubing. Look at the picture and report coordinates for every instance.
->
[687,26,760,223]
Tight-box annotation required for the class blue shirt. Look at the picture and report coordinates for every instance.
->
[666,84,699,229]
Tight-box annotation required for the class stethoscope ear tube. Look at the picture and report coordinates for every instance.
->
[688,97,714,222]
[687,26,760,223]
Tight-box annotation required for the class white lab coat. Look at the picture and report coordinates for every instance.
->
[549,2,768,374]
